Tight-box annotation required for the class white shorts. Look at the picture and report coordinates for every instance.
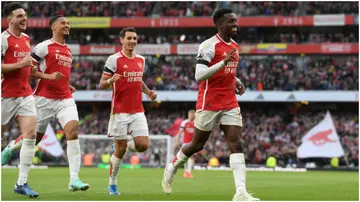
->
[1,95,37,125]
[107,112,149,140]
[194,107,243,131]
[35,96,79,133]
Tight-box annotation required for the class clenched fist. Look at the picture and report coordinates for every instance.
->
[148,90,157,101]
[20,56,36,68]
[47,72,65,81]
[109,73,121,83]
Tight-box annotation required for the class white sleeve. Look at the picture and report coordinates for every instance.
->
[195,40,226,81]
[142,58,146,73]
[103,55,117,75]
[1,34,8,57]
[31,42,48,62]
[235,77,243,84]
[180,120,186,131]
[195,61,225,81]
[196,40,215,65]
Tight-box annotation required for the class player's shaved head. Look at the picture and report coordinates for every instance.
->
[3,2,24,17]
[213,8,233,27]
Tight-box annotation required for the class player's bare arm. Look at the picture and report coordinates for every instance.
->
[30,70,64,80]
[1,56,35,74]
[69,85,76,93]
[99,73,120,90]
[142,81,157,101]
[195,48,237,81]
[235,77,245,95]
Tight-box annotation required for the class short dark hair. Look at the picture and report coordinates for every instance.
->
[49,15,64,29]
[212,8,233,26]
[120,27,136,38]
[3,2,24,17]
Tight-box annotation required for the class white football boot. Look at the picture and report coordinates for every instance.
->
[162,163,175,194]
[232,191,260,201]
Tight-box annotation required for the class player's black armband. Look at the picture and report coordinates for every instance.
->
[31,53,41,62]
[197,59,210,66]
[103,66,114,74]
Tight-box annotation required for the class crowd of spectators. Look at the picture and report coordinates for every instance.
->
[2,104,358,167]
[3,2,358,17]
[24,29,358,45]
[66,55,358,91]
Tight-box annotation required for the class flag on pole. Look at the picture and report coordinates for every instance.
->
[37,124,64,157]
[297,111,345,158]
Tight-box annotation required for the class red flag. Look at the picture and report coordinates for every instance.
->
[166,118,184,137]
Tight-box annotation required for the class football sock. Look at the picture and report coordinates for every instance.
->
[17,138,35,185]
[67,139,81,184]
[230,153,247,193]
[109,154,122,185]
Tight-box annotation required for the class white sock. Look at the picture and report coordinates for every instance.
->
[127,141,138,152]
[169,149,189,174]
[188,157,194,173]
[109,154,122,185]
[67,139,81,184]
[230,153,247,193]
[17,138,35,185]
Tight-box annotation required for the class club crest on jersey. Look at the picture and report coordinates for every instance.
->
[138,62,143,69]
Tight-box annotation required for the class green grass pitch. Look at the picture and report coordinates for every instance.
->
[1,167,358,200]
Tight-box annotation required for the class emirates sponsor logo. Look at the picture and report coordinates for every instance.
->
[89,46,115,54]
[186,128,194,133]
[123,71,143,77]
[13,51,30,57]
[123,71,143,82]
[225,61,238,68]
[55,53,72,62]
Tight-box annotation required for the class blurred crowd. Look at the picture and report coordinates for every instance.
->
[25,28,358,45]
[2,104,358,167]
[66,55,358,91]
[3,1,357,17]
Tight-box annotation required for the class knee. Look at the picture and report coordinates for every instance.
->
[65,123,79,140]
[22,129,37,139]
[135,142,148,152]
[114,141,127,158]
[228,139,243,153]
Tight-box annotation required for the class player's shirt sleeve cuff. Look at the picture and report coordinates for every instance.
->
[103,66,114,75]
[31,53,41,62]
[197,59,210,66]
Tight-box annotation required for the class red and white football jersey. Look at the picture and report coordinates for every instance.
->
[103,50,145,114]
[196,34,240,111]
[32,39,72,99]
[1,30,32,98]
[180,119,195,144]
